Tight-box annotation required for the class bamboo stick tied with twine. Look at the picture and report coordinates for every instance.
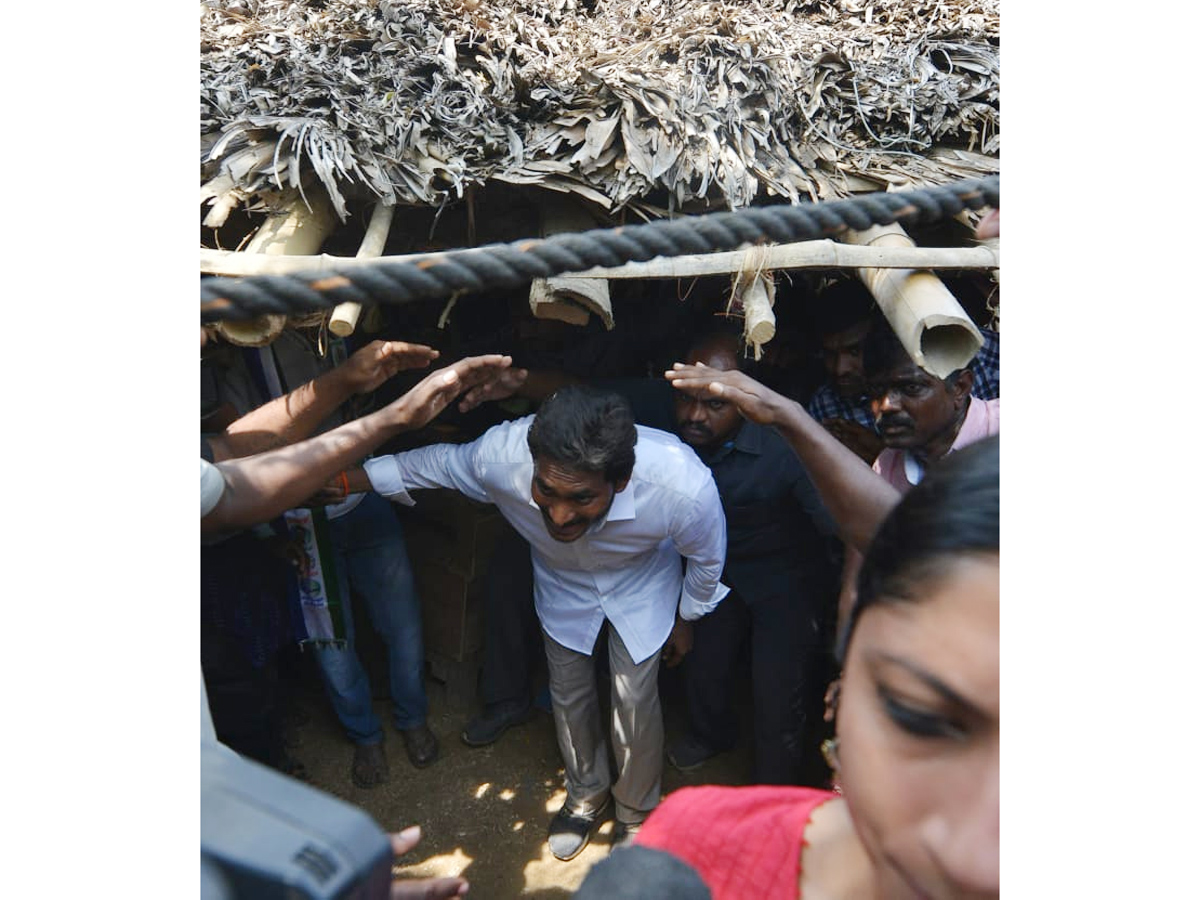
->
[730,245,776,361]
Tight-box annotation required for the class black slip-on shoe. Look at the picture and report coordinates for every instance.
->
[400,724,440,768]
[609,819,642,851]
[351,742,389,788]
[548,798,611,861]
[666,733,724,772]
[461,699,534,747]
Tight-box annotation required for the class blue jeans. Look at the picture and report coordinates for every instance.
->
[311,493,427,745]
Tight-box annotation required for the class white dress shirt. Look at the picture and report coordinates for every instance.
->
[364,416,730,664]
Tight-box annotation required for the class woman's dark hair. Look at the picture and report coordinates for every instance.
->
[836,435,1000,662]
[526,385,638,485]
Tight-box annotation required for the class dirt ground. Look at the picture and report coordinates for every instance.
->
[285,658,755,898]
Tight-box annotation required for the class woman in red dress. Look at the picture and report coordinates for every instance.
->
[578,436,999,900]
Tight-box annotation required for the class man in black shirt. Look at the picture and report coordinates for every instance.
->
[668,331,840,785]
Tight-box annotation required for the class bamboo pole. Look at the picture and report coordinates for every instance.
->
[529,198,614,329]
[729,244,776,357]
[572,241,997,280]
[200,239,998,279]
[214,190,338,346]
[329,202,395,337]
[740,273,776,359]
[842,224,982,379]
[979,234,1000,286]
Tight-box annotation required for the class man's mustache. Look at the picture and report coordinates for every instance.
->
[877,414,915,430]
[542,510,586,530]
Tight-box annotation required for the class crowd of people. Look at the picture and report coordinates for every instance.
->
[200,215,1000,898]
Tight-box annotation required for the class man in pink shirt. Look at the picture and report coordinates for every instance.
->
[800,323,1001,632]
[863,324,1000,492]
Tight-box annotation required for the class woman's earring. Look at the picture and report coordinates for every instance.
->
[820,737,839,771]
[820,738,843,795]
[821,677,843,794]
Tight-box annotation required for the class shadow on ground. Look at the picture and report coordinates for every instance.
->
[287,662,754,898]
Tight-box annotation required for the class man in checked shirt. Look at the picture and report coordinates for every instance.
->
[806,278,999,464]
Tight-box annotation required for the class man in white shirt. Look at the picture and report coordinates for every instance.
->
[350,385,729,859]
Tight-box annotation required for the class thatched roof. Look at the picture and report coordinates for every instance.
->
[200,0,998,223]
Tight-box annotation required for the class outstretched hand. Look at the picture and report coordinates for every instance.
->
[341,340,441,394]
[664,363,788,427]
[387,355,515,431]
[389,826,469,899]
[456,365,529,413]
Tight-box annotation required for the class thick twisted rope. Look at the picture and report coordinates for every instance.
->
[201,175,997,323]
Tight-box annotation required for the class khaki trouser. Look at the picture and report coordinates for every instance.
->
[542,623,664,825]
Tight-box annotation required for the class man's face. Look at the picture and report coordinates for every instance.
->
[530,459,624,542]
[867,362,965,453]
[674,342,743,450]
[674,391,741,450]
[821,319,873,400]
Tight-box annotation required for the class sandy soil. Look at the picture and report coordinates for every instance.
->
[286,662,754,898]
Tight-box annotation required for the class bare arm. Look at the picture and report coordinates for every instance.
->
[201,355,515,538]
[207,340,440,462]
[664,363,900,552]
[315,364,538,500]
[836,545,863,638]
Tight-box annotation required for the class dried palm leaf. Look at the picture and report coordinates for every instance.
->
[201,0,998,220]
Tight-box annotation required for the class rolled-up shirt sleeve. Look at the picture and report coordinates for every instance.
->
[364,440,491,506]
[200,458,226,518]
[671,473,730,621]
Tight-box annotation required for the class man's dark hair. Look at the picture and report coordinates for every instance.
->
[685,322,745,370]
[861,320,916,380]
[837,435,999,661]
[813,279,878,337]
[527,385,638,485]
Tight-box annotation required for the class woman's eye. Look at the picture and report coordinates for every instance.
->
[882,694,963,739]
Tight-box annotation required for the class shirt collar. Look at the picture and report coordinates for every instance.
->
[950,396,983,453]
[605,483,637,522]
[707,420,762,462]
[903,451,926,485]
[731,420,764,455]
[580,482,636,537]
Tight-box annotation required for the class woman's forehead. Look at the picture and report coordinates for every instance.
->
[851,555,999,707]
